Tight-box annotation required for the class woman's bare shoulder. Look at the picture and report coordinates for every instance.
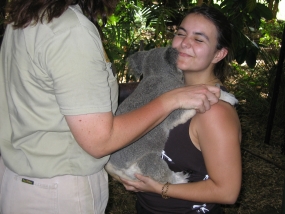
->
[195,100,238,122]
[191,100,241,142]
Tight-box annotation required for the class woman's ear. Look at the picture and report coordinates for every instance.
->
[212,48,228,64]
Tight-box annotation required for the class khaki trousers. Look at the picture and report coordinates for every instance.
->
[0,157,109,214]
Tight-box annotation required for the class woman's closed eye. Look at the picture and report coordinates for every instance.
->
[194,37,204,42]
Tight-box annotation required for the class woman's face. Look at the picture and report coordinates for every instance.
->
[172,13,225,73]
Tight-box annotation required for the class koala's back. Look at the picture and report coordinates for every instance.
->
[116,47,184,115]
[116,74,183,115]
[109,47,184,169]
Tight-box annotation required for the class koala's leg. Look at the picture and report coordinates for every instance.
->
[105,161,144,181]
[135,153,189,184]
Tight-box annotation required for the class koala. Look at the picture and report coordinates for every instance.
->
[105,47,238,184]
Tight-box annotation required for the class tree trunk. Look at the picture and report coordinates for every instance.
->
[268,0,273,11]
[264,24,285,145]
[272,0,279,19]
[268,0,279,19]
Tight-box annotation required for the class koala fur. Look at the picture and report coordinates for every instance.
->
[105,47,238,184]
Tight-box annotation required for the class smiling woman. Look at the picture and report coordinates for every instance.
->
[120,5,242,214]
[172,13,228,85]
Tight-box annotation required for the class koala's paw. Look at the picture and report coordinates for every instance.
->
[105,162,141,181]
[124,163,142,180]
[169,171,189,184]
[216,84,238,106]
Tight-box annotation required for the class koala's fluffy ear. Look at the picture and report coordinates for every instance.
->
[127,51,148,80]
[164,47,179,71]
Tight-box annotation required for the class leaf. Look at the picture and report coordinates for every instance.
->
[220,0,234,9]
[246,0,257,12]
[255,3,273,20]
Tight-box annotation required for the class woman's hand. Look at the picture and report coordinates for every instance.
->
[162,85,220,114]
[120,174,164,194]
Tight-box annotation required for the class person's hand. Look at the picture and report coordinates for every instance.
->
[163,85,220,113]
[120,174,163,194]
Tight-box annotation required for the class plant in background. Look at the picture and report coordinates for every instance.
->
[226,16,285,147]
[102,1,181,83]
[259,18,284,49]
[219,0,273,68]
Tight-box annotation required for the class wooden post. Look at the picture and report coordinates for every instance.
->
[264,24,285,145]
[261,22,285,214]
[282,177,285,214]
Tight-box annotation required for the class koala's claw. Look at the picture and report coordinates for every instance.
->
[169,171,189,184]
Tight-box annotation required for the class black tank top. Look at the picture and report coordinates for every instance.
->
[136,119,216,213]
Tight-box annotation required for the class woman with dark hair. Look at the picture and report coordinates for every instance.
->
[121,5,242,214]
[0,1,222,213]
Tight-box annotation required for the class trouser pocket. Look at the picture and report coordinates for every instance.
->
[0,168,58,214]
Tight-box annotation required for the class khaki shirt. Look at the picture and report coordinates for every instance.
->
[0,5,118,178]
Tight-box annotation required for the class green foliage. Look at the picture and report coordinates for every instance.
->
[219,0,273,68]
[102,1,145,82]
[222,9,285,146]
[142,4,177,39]
[226,31,285,146]
[259,18,285,48]
[102,1,179,83]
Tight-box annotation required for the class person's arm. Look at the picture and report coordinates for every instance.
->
[121,100,241,204]
[65,85,220,158]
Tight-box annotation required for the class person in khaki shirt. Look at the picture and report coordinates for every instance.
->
[0,1,221,213]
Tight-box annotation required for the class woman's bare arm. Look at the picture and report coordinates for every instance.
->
[65,85,220,158]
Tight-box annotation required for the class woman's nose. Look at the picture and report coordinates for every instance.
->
[181,38,190,48]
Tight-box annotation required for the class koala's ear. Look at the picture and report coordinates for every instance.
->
[164,47,179,71]
[127,51,147,80]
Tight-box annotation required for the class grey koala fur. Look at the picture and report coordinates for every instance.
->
[105,47,238,184]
